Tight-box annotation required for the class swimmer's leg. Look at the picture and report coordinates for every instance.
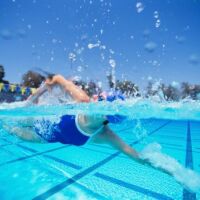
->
[91,125,172,176]
[90,125,139,160]
[3,123,43,143]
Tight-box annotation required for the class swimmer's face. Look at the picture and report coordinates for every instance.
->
[45,74,54,82]
[45,78,52,84]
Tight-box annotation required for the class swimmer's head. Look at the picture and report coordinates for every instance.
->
[22,70,45,88]
[34,68,55,80]
[45,73,55,81]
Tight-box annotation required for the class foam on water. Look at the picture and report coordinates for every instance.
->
[140,143,200,192]
[1,97,200,121]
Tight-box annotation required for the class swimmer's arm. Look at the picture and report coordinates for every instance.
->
[45,75,57,85]
[46,75,90,102]
[45,75,71,93]
[27,83,48,104]
[91,126,172,176]
[45,75,65,86]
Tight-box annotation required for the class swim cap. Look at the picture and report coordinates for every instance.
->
[106,93,125,102]
[93,91,125,102]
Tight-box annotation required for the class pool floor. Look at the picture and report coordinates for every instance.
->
[0,119,200,200]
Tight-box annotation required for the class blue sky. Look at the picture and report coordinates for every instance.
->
[0,0,200,89]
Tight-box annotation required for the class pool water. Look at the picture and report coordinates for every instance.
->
[0,101,200,199]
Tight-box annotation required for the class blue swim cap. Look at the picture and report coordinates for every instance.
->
[106,93,125,102]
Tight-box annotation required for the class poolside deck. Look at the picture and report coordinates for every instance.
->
[0,119,200,200]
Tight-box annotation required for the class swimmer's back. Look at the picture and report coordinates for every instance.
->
[46,75,90,102]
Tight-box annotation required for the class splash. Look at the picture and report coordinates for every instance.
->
[140,143,200,192]
[1,97,200,121]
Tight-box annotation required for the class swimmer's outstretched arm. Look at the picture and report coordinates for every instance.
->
[45,75,90,102]
[91,126,172,176]
[3,122,43,143]
[27,83,48,104]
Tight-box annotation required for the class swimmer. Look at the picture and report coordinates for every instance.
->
[27,73,90,104]
[1,73,200,193]
[3,74,180,179]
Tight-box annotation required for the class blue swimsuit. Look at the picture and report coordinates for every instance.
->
[34,115,90,146]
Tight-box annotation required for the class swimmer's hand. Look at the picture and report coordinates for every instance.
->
[26,83,48,105]
[24,100,34,106]
[138,154,172,176]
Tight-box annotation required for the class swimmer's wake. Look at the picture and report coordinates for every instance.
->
[140,143,200,192]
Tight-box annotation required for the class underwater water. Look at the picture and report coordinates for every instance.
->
[0,0,200,199]
[0,99,200,200]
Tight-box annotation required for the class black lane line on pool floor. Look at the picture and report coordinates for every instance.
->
[94,173,173,200]
[0,136,83,170]
[32,120,171,200]
[0,143,15,148]
[0,145,70,167]
[0,141,106,199]
[182,121,196,200]
[17,144,82,170]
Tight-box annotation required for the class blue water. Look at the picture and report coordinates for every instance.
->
[0,100,200,200]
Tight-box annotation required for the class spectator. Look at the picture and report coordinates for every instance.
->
[0,65,9,84]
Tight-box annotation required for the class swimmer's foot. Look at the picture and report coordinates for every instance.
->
[2,124,17,135]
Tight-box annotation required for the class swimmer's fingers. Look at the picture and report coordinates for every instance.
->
[2,124,16,135]
[138,156,173,176]
[27,83,48,103]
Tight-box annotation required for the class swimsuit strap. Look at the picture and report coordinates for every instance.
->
[103,120,109,125]
[92,120,109,137]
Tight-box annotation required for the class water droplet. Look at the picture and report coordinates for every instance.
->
[136,2,144,13]
[189,54,199,65]
[88,43,100,49]
[0,29,12,40]
[52,38,57,44]
[175,35,186,44]
[155,19,161,28]
[27,24,32,29]
[154,11,159,19]
[143,29,150,37]
[109,59,116,68]
[17,29,26,38]
[68,53,76,61]
[77,66,82,72]
[144,41,157,53]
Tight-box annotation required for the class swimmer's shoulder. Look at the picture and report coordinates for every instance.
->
[53,75,71,84]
